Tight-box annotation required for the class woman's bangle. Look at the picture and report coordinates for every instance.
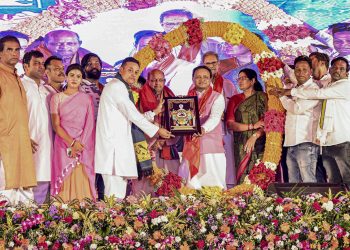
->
[248,124,253,130]
[70,139,76,147]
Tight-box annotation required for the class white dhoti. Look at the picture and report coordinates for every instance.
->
[0,159,34,204]
[178,153,227,190]
[101,174,129,199]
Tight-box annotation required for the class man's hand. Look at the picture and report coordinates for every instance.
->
[268,87,285,97]
[153,98,164,115]
[193,127,205,137]
[158,128,174,139]
[30,139,38,154]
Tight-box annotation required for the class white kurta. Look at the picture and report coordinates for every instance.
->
[95,78,159,178]
[21,75,53,182]
[178,93,227,189]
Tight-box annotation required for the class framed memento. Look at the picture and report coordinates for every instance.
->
[164,96,201,135]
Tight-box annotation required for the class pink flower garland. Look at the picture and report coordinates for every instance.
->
[256,57,284,74]
[148,33,172,61]
[264,110,285,133]
[263,24,311,42]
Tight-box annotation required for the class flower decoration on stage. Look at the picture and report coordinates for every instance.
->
[183,18,203,45]
[246,160,276,190]
[149,33,172,61]
[149,165,183,196]
[125,0,158,11]
[223,23,245,45]
[263,24,311,42]
[253,51,284,82]
[47,1,95,27]
[264,109,285,133]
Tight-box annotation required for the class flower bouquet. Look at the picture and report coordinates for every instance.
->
[148,165,183,197]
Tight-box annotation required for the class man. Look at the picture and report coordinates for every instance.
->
[95,57,173,198]
[139,69,180,173]
[202,51,238,188]
[279,56,321,183]
[81,53,105,200]
[0,35,36,203]
[178,65,226,189]
[160,9,192,34]
[309,52,331,87]
[44,56,65,96]
[331,23,350,61]
[21,50,53,204]
[273,57,350,185]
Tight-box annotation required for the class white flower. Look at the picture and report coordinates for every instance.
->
[140,231,146,237]
[243,176,251,185]
[155,243,161,249]
[9,242,14,247]
[278,213,283,218]
[291,245,298,250]
[265,162,277,171]
[135,242,141,247]
[254,230,262,240]
[313,226,319,232]
[216,213,223,220]
[294,228,301,234]
[276,241,284,247]
[160,215,168,223]
[266,206,273,213]
[175,236,181,243]
[322,201,334,211]
[200,227,207,233]
[90,244,98,249]
[180,195,187,201]
[275,205,283,212]
[135,208,143,215]
[46,241,52,246]
[250,215,256,222]
[211,225,218,231]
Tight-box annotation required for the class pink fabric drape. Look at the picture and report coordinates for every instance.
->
[51,92,96,199]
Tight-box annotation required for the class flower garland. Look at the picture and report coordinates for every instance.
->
[148,33,172,61]
[125,0,158,11]
[135,21,285,191]
[263,24,311,42]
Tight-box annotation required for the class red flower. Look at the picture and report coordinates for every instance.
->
[312,201,322,212]
[63,216,73,224]
[0,210,5,218]
[183,18,203,46]
[149,210,158,219]
[290,233,299,241]
[272,219,279,227]
[264,110,285,133]
[196,240,205,249]
[0,200,7,207]
[248,162,276,190]
[52,242,60,250]
[275,197,283,204]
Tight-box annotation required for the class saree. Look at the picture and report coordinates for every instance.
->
[51,92,96,201]
[231,91,267,183]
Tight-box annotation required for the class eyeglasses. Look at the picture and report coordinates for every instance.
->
[204,61,218,66]
[48,42,79,47]
[150,79,165,83]
[236,76,249,81]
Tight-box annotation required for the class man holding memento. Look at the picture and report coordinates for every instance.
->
[178,65,226,189]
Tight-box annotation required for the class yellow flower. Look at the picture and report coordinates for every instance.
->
[72,212,80,220]
[200,186,223,199]
[132,91,139,104]
[223,23,245,45]
[178,186,196,195]
[344,214,350,221]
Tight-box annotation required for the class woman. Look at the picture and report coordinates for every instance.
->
[50,64,96,201]
[226,68,267,183]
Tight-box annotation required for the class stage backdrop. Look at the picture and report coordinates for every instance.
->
[1,0,349,93]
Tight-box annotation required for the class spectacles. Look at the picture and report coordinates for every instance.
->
[204,61,218,66]
[150,79,165,83]
[162,22,183,27]
[48,42,79,47]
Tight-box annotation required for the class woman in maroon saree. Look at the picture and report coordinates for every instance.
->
[50,64,96,201]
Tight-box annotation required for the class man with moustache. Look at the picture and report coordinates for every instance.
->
[0,36,36,203]
[81,53,104,200]
[309,52,331,87]
[95,57,173,199]
[44,56,66,96]
[21,50,53,204]
[272,57,350,185]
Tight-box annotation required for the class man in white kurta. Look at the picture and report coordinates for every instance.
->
[95,57,173,199]
[21,50,53,204]
[178,65,227,189]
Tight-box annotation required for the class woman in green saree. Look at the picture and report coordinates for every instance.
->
[226,68,267,183]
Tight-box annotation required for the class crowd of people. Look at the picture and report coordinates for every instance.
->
[0,29,349,204]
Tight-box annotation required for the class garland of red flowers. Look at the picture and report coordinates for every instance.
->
[256,56,284,74]
[183,18,203,45]
[264,110,286,133]
[148,33,172,61]
[155,172,183,197]
[125,0,158,11]
[248,161,276,190]
[263,24,312,42]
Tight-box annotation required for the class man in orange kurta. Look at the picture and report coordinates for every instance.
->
[0,35,37,202]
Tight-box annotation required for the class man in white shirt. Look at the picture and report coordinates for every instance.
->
[279,56,321,183]
[95,57,173,199]
[178,66,226,189]
[21,50,53,204]
[273,57,350,185]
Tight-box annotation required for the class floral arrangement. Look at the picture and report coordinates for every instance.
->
[253,51,284,81]
[183,18,203,46]
[264,110,286,133]
[148,33,172,61]
[223,23,245,45]
[149,165,183,197]
[263,24,311,42]
[1,190,350,249]
[245,160,277,190]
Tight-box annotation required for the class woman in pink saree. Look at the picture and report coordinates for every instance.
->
[50,64,96,201]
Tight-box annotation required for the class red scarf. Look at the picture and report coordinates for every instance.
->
[182,86,213,178]
[213,73,224,93]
